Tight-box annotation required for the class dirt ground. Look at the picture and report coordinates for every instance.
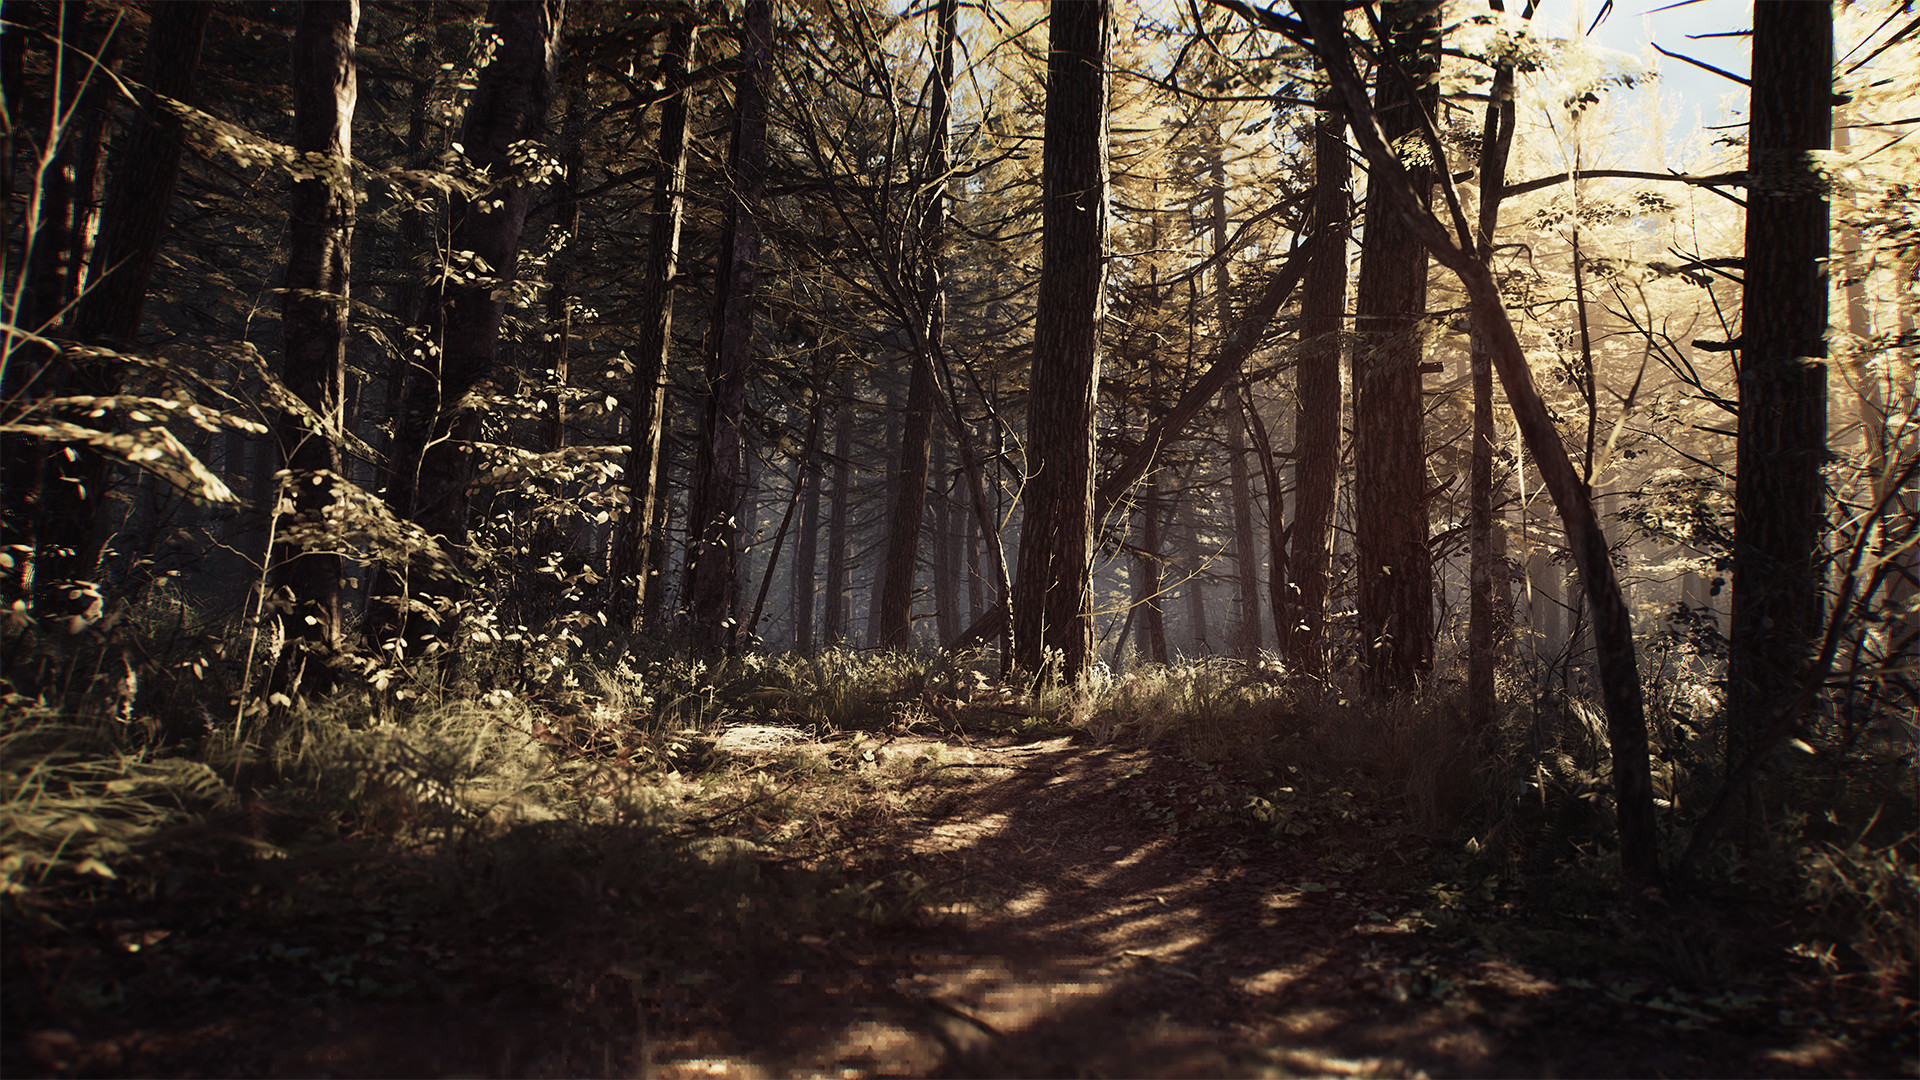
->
[6,732,1912,1078]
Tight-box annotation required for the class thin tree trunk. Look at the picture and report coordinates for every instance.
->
[792,368,824,653]
[20,6,115,616]
[609,13,696,629]
[269,0,359,697]
[1138,468,1169,664]
[1242,384,1289,663]
[1011,0,1109,681]
[1211,146,1261,661]
[931,432,957,644]
[1470,10,1521,730]
[685,0,769,657]
[823,375,854,646]
[543,86,583,453]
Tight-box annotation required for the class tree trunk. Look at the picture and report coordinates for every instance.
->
[823,375,854,646]
[1242,385,1289,664]
[792,368,824,653]
[543,86,583,453]
[1138,468,1169,664]
[931,432,958,644]
[1299,0,1661,884]
[1011,0,1108,682]
[876,0,954,649]
[1470,16,1521,729]
[380,0,563,649]
[685,0,770,655]
[1350,0,1438,692]
[269,0,359,697]
[1288,94,1346,678]
[609,11,697,629]
[1728,0,1831,766]
[19,6,121,616]
[1211,146,1260,662]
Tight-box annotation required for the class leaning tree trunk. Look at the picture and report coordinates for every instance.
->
[1728,0,1832,769]
[1011,0,1109,681]
[685,0,770,656]
[378,0,562,651]
[1299,0,1661,886]
[608,10,696,630]
[268,0,359,698]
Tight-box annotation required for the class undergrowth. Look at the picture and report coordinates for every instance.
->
[3,636,1914,1072]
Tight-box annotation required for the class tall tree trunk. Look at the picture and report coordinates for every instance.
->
[685,0,770,655]
[792,387,822,654]
[1211,146,1261,662]
[1728,0,1832,767]
[1469,12,1520,729]
[1286,92,1348,678]
[965,454,984,625]
[823,375,854,646]
[1011,0,1108,681]
[1350,0,1438,691]
[609,11,696,629]
[931,432,958,644]
[878,0,955,649]
[379,0,562,650]
[269,0,359,697]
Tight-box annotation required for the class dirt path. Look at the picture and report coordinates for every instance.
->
[9,733,1900,1079]
[623,737,1873,1079]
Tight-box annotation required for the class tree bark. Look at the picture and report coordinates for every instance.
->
[685,0,770,655]
[609,11,697,629]
[269,0,359,697]
[380,0,563,649]
[1350,0,1438,692]
[823,373,854,646]
[1728,0,1831,767]
[1011,0,1108,681]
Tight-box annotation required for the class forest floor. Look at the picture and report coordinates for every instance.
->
[4,718,1914,1079]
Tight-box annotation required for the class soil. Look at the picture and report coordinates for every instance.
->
[4,732,1913,1078]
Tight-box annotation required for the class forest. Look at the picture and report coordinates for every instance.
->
[1,0,1915,1075]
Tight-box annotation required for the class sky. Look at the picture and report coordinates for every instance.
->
[1569,0,1754,157]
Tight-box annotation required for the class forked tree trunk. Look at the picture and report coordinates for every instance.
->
[269,0,359,697]
[1011,0,1109,681]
